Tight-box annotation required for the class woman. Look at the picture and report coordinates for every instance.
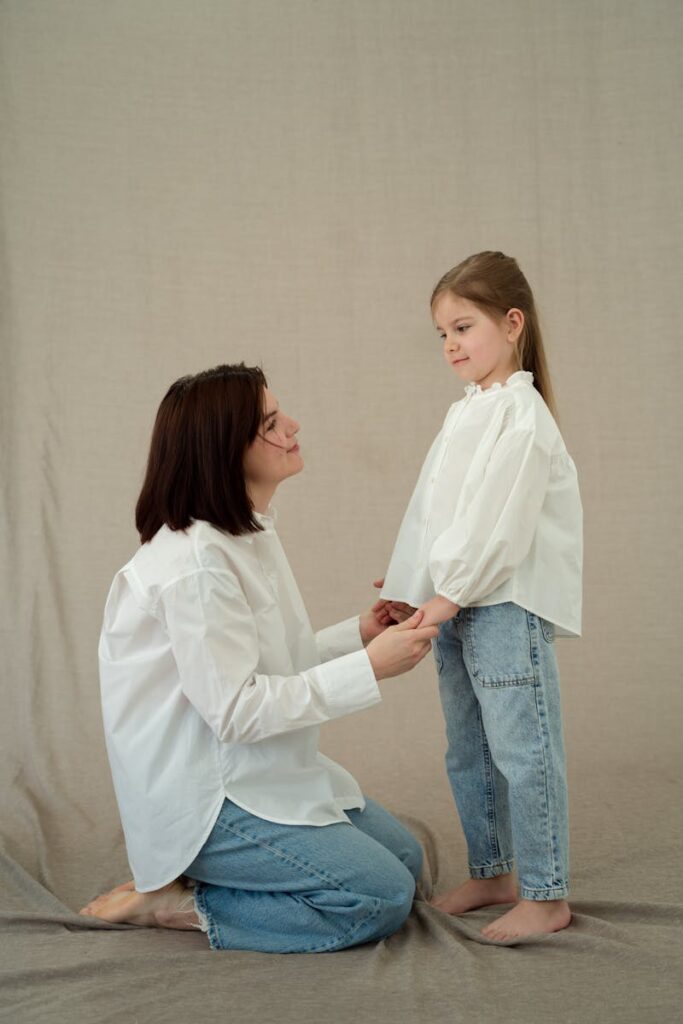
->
[80,363,437,953]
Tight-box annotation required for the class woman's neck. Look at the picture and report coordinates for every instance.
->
[248,483,277,514]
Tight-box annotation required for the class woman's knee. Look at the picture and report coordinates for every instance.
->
[362,861,416,940]
[404,834,424,884]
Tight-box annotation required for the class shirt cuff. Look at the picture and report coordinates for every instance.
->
[315,615,365,662]
[435,585,467,608]
[311,647,382,715]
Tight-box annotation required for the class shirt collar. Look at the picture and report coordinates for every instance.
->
[253,504,278,530]
[465,369,534,398]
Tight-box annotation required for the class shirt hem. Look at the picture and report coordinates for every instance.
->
[212,788,365,829]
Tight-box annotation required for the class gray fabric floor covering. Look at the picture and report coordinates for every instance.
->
[2,798,681,1024]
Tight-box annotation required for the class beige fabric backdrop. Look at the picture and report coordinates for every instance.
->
[1,1,681,1021]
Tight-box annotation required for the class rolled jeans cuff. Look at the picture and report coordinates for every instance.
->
[469,859,514,879]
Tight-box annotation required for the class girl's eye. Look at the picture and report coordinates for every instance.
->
[268,420,277,431]
[457,325,469,332]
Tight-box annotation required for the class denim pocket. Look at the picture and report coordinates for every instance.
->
[465,603,536,687]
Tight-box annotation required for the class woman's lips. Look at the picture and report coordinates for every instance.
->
[452,358,469,365]
[289,443,300,452]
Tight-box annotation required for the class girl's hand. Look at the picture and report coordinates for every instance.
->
[360,577,417,644]
[369,577,418,624]
[360,578,394,644]
[385,600,417,623]
[417,595,460,628]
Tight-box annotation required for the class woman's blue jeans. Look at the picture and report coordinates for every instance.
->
[184,795,423,952]
[434,601,569,901]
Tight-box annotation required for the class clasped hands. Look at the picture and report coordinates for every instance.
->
[359,577,460,646]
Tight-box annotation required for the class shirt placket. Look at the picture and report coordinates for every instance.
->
[255,547,279,600]
[424,394,473,534]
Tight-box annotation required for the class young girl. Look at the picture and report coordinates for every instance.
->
[379,250,583,941]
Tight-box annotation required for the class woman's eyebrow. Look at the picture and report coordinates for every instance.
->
[263,405,279,423]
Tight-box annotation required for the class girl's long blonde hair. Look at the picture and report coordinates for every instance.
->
[431,251,559,425]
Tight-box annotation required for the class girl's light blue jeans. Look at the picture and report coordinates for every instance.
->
[434,601,569,902]
[184,795,423,952]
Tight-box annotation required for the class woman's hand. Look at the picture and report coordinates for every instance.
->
[366,609,439,681]
[359,578,394,644]
[416,595,460,628]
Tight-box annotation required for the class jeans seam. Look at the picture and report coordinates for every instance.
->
[477,704,503,864]
[532,662,562,889]
[211,818,352,891]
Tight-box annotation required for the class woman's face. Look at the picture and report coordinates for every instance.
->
[432,292,523,390]
[243,387,303,490]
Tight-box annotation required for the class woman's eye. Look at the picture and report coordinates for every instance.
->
[457,325,469,332]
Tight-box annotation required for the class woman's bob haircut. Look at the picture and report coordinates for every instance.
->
[135,362,268,544]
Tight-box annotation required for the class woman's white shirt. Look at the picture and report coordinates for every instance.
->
[98,511,381,892]
[380,371,583,638]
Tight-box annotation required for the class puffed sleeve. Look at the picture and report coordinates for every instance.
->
[428,426,552,608]
[160,570,380,745]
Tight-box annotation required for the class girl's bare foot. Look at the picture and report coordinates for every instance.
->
[481,898,571,940]
[78,878,201,930]
[430,873,518,914]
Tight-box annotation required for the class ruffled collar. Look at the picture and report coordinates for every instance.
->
[465,369,534,398]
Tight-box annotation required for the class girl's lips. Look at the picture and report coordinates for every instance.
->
[453,358,469,365]
[289,443,300,452]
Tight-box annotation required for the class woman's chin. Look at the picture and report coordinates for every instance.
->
[284,456,304,477]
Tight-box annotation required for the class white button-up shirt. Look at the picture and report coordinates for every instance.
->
[98,510,382,892]
[380,371,583,638]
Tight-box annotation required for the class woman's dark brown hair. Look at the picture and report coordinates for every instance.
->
[135,363,268,544]
[431,251,560,425]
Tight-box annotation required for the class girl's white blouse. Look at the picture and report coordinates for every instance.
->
[98,513,381,892]
[380,371,583,638]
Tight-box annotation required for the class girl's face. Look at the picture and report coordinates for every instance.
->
[432,291,524,391]
[243,388,303,491]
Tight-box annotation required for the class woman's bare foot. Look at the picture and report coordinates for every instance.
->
[79,879,136,918]
[430,873,518,915]
[78,878,200,930]
[481,898,572,940]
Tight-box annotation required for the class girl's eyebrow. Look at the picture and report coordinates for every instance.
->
[263,405,279,423]
[435,317,472,331]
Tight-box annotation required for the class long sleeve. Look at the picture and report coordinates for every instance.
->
[429,426,552,608]
[315,615,365,663]
[160,570,381,746]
